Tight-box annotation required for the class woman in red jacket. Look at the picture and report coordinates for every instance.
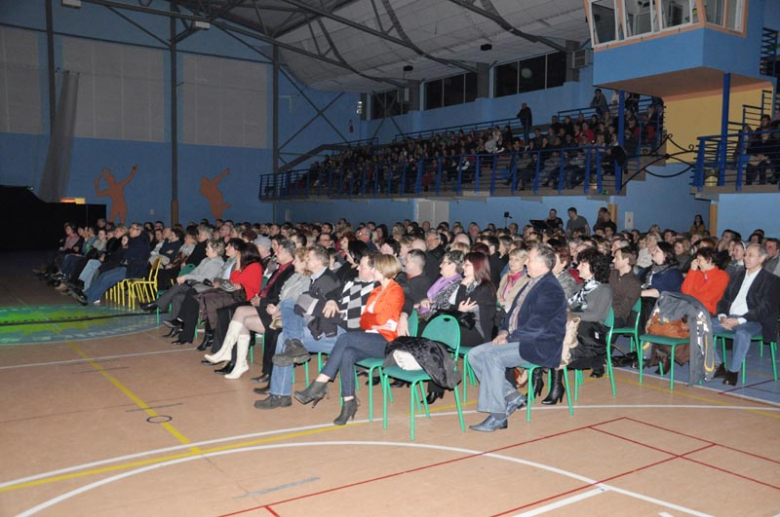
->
[294,254,405,425]
[681,247,729,315]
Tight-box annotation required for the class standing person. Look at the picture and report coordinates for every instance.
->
[516,102,533,146]
[590,88,609,120]
[466,244,567,432]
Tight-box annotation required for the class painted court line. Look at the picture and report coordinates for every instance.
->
[16,441,715,517]
[2,405,778,493]
[512,488,605,516]
[65,342,199,454]
[0,348,193,370]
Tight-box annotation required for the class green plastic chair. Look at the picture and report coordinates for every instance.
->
[381,314,465,440]
[714,332,778,384]
[407,309,419,338]
[520,362,573,421]
[637,333,689,389]
[610,299,642,354]
[574,308,618,399]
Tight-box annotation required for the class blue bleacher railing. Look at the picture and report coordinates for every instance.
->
[693,128,780,191]
[259,144,635,201]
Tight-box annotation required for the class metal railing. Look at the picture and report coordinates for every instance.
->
[393,117,524,142]
[258,144,641,201]
[693,129,780,190]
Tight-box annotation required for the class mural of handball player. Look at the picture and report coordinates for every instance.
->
[200,168,231,219]
[94,165,138,224]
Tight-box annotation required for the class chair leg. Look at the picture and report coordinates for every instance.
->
[563,367,573,415]
[382,374,389,430]
[525,367,534,423]
[453,380,465,432]
[771,342,778,381]
[607,342,617,396]
[638,341,645,384]
[669,346,676,390]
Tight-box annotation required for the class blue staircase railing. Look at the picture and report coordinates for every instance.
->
[761,28,778,77]
[693,129,780,191]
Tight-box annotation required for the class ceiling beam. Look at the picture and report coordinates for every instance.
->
[277,0,478,74]
[172,0,246,44]
[446,0,568,53]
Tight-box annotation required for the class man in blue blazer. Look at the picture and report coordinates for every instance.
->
[468,243,567,432]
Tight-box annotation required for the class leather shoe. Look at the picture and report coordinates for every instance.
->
[505,393,526,417]
[589,369,605,379]
[251,374,270,384]
[713,363,727,378]
[253,386,271,395]
[425,391,441,405]
[140,301,157,312]
[390,379,409,388]
[254,395,292,410]
[469,415,508,432]
[202,359,223,366]
[171,338,190,345]
[723,370,739,386]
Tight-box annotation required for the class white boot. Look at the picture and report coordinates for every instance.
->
[225,335,251,380]
[204,321,243,364]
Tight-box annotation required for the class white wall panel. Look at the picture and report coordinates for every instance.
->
[62,37,164,142]
[0,27,42,134]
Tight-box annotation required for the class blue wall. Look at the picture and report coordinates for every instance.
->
[276,164,711,233]
[594,0,767,86]
[0,0,357,225]
[716,193,780,238]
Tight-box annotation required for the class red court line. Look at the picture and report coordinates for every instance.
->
[213,417,627,517]
[681,456,780,491]
[264,506,280,517]
[488,455,680,517]
[624,417,780,465]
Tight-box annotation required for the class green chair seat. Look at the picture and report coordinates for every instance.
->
[638,333,689,389]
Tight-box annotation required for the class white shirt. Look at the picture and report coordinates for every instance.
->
[723,268,760,323]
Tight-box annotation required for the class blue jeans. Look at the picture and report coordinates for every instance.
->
[320,331,388,398]
[279,298,304,342]
[80,259,102,290]
[85,267,127,303]
[270,326,345,396]
[61,254,81,281]
[711,316,763,373]
[468,341,528,415]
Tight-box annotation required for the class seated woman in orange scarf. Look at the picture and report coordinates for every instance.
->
[293,254,404,426]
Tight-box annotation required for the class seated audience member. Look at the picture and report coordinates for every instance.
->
[564,249,613,379]
[681,248,729,315]
[548,239,580,299]
[497,248,529,309]
[203,239,297,380]
[141,239,226,322]
[157,225,210,290]
[254,250,376,409]
[710,244,780,385]
[639,242,684,331]
[610,247,642,328]
[415,250,464,317]
[467,244,566,432]
[73,223,150,305]
[726,240,746,278]
[293,255,404,425]
[170,242,263,346]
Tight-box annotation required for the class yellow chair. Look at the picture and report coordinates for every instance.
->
[126,258,163,308]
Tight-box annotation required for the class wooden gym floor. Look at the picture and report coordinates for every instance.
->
[1,252,779,517]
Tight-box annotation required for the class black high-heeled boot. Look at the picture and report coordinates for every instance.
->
[294,380,328,407]
[541,369,565,406]
[163,326,182,338]
[334,398,359,425]
[214,360,235,374]
[531,368,545,398]
[197,331,214,352]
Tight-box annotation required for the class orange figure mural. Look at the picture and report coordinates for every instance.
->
[94,165,138,224]
[200,168,231,219]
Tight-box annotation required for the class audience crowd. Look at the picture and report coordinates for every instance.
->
[36,206,780,430]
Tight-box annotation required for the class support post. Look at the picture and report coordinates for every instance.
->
[170,7,179,224]
[272,45,280,223]
[45,0,56,130]
[719,73,731,186]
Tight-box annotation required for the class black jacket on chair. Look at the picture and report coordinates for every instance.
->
[716,268,780,343]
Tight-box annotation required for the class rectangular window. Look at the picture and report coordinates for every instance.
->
[591,0,618,44]
[442,74,464,107]
[517,55,546,93]
[425,79,443,110]
[494,62,518,98]
[546,52,567,89]
[465,72,478,103]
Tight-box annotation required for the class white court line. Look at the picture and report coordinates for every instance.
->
[16,441,716,517]
[0,348,194,370]
[513,488,605,516]
[3,404,778,490]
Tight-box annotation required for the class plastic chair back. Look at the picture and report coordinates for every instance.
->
[178,263,196,277]
[604,307,615,329]
[420,314,461,357]
[408,309,419,337]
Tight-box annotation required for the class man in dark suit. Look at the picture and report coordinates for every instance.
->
[468,244,567,432]
[711,243,780,385]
